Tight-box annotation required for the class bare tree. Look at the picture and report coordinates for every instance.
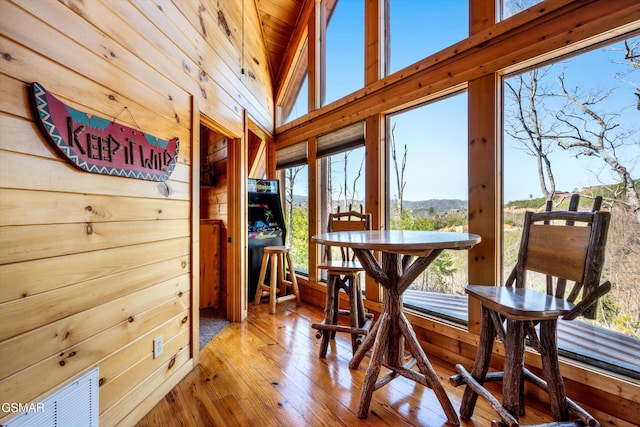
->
[550,73,640,223]
[285,166,303,247]
[349,154,365,208]
[505,69,558,202]
[390,122,407,215]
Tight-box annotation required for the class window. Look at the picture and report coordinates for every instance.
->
[499,0,544,20]
[279,165,309,275]
[323,0,364,106]
[387,0,468,75]
[278,40,309,126]
[387,93,470,322]
[503,37,640,375]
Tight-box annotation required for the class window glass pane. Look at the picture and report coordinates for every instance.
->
[387,1,468,76]
[279,166,309,274]
[387,93,469,322]
[499,0,543,20]
[320,146,366,217]
[324,0,364,106]
[279,45,308,125]
[318,146,367,281]
[503,37,640,376]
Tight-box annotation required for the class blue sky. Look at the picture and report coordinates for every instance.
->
[300,1,639,203]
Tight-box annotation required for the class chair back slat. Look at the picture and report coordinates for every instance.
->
[323,208,371,264]
[330,220,369,233]
[525,223,590,283]
[514,195,610,319]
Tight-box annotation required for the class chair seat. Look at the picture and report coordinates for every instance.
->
[465,285,576,321]
[318,260,364,273]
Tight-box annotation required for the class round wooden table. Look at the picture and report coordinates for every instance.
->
[312,230,481,424]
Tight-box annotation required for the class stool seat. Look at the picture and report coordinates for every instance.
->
[254,246,301,314]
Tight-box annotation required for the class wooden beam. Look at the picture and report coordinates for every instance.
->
[275,0,640,148]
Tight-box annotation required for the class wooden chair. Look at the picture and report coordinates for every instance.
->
[253,246,301,314]
[311,207,374,357]
[451,194,611,427]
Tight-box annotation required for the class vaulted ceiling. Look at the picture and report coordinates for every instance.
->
[252,0,306,88]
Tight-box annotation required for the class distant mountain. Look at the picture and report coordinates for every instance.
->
[401,199,467,211]
[291,196,466,214]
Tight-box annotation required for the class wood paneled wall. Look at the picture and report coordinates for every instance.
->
[0,0,272,425]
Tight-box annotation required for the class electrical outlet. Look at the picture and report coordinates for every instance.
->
[153,336,163,359]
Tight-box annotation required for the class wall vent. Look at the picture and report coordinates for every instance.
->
[3,368,98,427]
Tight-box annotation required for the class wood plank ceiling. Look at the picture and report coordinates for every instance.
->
[252,0,305,86]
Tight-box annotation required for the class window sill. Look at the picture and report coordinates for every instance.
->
[404,290,640,381]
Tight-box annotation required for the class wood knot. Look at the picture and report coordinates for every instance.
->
[181,261,187,268]
[99,378,105,386]
[85,223,93,235]
[85,205,93,212]
[181,316,188,324]
[128,316,135,323]
[168,356,176,369]
[59,361,65,366]
[2,53,13,61]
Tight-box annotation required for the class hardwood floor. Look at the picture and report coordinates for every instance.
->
[136,302,554,426]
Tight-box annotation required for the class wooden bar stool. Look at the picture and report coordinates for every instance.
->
[253,246,301,314]
[450,195,611,427]
[311,208,373,357]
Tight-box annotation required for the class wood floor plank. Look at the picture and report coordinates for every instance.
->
[136,302,558,426]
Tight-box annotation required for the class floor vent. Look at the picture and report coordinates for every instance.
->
[3,368,98,427]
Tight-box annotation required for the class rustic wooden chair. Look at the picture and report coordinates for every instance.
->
[451,194,611,427]
[311,206,374,357]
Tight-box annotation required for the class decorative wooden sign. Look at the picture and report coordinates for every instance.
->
[29,82,179,182]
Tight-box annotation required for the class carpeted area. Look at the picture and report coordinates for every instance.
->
[199,307,229,350]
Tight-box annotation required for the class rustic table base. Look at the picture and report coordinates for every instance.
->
[348,250,460,425]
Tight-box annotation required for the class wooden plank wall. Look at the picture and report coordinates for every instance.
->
[200,126,229,311]
[0,0,272,425]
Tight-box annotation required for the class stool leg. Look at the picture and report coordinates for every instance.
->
[348,275,360,352]
[355,273,366,327]
[254,252,270,306]
[276,252,285,297]
[269,253,278,314]
[460,306,496,419]
[540,319,569,421]
[503,318,525,419]
[319,274,337,358]
[285,251,301,306]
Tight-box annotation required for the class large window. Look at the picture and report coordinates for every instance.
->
[323,0,364,106]
[278,47,309,126]
[387,0,468,75]
[387,93,470,321]
[279,165,309,274]
[503,37,640,374]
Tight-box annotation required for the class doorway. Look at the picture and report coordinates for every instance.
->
[198,122,229,350]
